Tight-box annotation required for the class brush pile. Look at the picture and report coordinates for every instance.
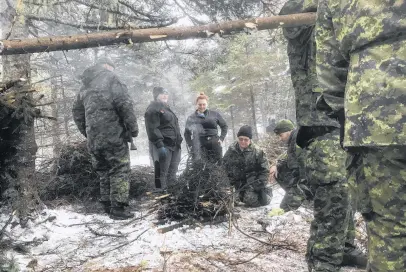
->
[36,141,154,201]
[157,159,231,221]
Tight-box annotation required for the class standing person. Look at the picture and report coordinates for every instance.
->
[279,0,366,270]
[184,92,228,163]
[72,58,138,220]
[270,119,311,212]
[316,1,406,271]
[145,86,182,190]
[223,125,272,207]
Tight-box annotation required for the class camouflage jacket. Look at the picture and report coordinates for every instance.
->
[279,0,338,128]
[276,129,301,187]
[316,0,406,146]
[72,65,138,151]
[223,142,269,190]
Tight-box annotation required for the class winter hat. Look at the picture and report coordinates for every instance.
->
[153,86,169,100]
[97,57,115,69]
[237,125,253,139]
[273,119,295,134]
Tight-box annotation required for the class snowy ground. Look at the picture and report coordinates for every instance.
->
[0,186,365,272]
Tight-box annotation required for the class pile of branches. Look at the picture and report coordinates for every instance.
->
[258,134,286,166]
[157,160,231,221]
[35,142,154,201]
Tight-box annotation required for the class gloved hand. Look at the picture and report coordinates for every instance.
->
[157,147,167,158]
[131,129,139,138]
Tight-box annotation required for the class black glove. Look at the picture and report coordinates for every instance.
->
[131,129,139,138]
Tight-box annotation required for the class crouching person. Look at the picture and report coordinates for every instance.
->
[223,125,272,207]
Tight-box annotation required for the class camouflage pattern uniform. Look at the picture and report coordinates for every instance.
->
[275,129,311,211]
[280,0,356,270]
[72,64,138,206]
[223,142,272,207]
[316,1,406,270]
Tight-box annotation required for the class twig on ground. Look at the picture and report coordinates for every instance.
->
[0,210,15,241]
[34,215,57,226]
[87,228,149,259]
[232,218,297,251]
[157,219,194,234]
[87,226,127,238]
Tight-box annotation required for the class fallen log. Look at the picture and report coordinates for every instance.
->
[0,13,316,55]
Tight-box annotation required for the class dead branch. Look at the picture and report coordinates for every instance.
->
[232,218,297,251]
[34,215,57,226]
[0,13,316,55]
[0,211,15,241]
[0,78,27,93]
[87,226,127,238]
[157,219,194,234]
[87,228,149,258]
[27,15,124,30]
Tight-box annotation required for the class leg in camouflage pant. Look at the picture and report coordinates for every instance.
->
[91,143,131,205]
[304,130,351,272]
[241,186,272,207]
[347,146,406,272]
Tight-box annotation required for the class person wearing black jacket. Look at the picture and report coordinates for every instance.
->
[184,92,228,163]
[145,87,182,189]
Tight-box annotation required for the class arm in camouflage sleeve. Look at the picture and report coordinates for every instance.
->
[72,92,86,137]
[111,78,139,137]
[315,0,349,118]
[256,149,270,186]
[222,148,236,185]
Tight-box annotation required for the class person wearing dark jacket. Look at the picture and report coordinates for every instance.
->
[72,58,138,220]
[145,87,183,189]
[223,125,272,207]
[184,92,228,163]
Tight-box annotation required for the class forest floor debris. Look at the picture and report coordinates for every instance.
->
[0,187,366,272]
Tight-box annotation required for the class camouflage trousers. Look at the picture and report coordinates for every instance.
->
[280,182,309,211]
[347,146,406,272]
[90,143,131,205]
[303,130,351,272]
[239,185,272,207]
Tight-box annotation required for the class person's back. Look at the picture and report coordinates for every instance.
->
[317,0,406,147]
[279,0,366,270]
[72,60,138,220]
[78,64,127,150]
[316,1,406,270]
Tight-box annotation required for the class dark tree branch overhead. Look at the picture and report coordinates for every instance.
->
[0,13,316,56]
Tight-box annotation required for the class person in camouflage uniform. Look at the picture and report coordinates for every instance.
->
[223,125,272,207]
[280,0,366,270]
[316,1,406,271]
[271,119,311,212]
[72,58,138,220]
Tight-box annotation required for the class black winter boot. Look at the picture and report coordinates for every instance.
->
[100,201,110,214]
[341,246,367,268]
[109,203,134,220]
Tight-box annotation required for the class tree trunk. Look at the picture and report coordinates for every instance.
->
[249,85,259,140]
[2,0,37,226]
[0,13,316,55]
[50,75,60,157]
[229,105,236,141]
[60,76,70,144]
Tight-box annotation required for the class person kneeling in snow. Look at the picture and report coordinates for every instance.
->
[223,125,272,207]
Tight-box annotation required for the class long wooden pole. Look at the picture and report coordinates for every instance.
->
[0,13,316,56]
